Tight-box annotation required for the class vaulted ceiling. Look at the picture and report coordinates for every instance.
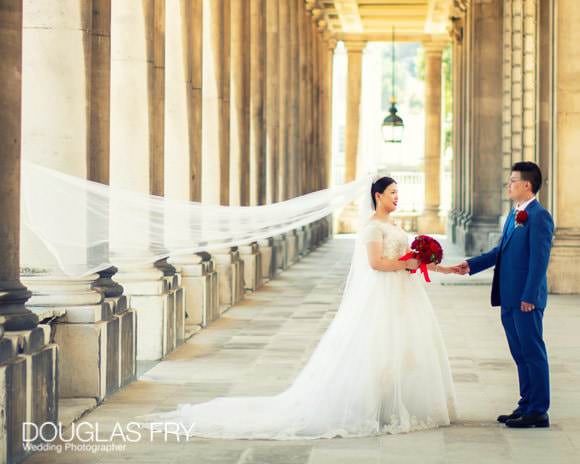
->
[317,0,454,42]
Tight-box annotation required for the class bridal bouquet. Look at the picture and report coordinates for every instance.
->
[399,235,443,283]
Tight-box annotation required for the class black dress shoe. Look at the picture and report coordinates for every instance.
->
[497,409,523,424]
[505,413,550,428]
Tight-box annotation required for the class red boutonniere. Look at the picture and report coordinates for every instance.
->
[515,210,528,228]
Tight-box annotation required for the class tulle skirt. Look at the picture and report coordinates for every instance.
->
[137,269,458,440]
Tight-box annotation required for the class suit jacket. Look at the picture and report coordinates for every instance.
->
[466,198,554,309]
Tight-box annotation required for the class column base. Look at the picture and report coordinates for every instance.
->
[337,202,359,233]
[0,281,37,330]
[548,229,580,294]
[169,253,213,328]
[114,264,176,362]
[454,212,501,256]
[239,242,262,292]
[417,207,445,235]
[213,247,244,313]
[257,238,274,284]
[0,328,58,464]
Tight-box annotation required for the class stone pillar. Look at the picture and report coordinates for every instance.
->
[448,13,464,244]
[165,0,192,200]
[304,6,313,194]
[455,0,503,255]
[0,2,36,332]
[338,40,365,233]
[110,1,178,365]
[249,0,266,205]
[547,0,580,294]
[265,0,279,203]
[182,0,203,202]
[418,42,446,234]
[501,0,539,221]
[308,18,316,193]
[298,2,308,196]
[311,17,321,192]
[277,0,290,202]
[287,0,299,199]
[146,0,165,197]
[222,0,231,205]
[344,41,365,183]
[0,4,58,462]
[87,0,112,185]
[322,35,336,190]
[201,0,229,205]
[229,0,250,206]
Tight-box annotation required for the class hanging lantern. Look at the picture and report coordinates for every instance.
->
[382,27,404,143]
[382,99,404,143]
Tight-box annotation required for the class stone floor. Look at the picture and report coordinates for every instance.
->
[23,234,580,464]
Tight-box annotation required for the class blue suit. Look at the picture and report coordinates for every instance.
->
[467,198,554,415]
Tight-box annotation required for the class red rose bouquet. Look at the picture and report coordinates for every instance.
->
[399,235,443,282]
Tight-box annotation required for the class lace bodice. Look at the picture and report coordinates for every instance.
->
[361,219,410,259]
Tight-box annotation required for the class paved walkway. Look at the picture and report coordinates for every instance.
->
[24,235,580,464]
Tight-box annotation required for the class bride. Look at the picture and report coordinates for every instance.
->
[137,175,458,440]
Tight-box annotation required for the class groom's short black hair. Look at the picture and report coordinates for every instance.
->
[512,161,542,194]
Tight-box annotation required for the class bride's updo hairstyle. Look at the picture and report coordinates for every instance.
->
[371,176,397,210]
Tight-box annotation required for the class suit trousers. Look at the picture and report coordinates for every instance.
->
[500,306,550,415]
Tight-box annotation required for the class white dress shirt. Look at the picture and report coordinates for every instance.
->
[515,196,536,212]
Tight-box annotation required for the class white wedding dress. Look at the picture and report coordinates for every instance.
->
[138,212,458,440]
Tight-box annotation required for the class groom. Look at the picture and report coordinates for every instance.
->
[453,161,554,428]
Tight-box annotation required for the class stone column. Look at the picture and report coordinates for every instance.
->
[455,0,503,255]
[201,0,228,205]
[265,0,279,203]
[323,36,337,189]
[307,19,316,193]
[502,0,539,220]
[249,0,266,205]
[448,13,464,244]
[229,0,250,206]
[298,4,307,196]
[165,0,192,200]
[146,0,165,197]
[222,0,231,204]
[287,0,299,199]
[338,40,365,233]
[182,0,203,202]
[311,17,321,192]
[547,0,580,294]
[277,0,290,202]
[344,41,365,183]
[0,4,58,461]
[87,0,112,184]
[0,0,36,331]
[418,42,446,234]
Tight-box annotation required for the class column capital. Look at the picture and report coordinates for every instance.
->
[305,0,317,13]
[323,32,337,51]
[344,40,367,53]
[422,40,448,55]
[447,16,464,44]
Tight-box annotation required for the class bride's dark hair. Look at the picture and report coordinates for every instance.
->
[371,176,397,210]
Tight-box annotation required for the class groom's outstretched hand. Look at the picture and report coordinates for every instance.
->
[450,261,470,275]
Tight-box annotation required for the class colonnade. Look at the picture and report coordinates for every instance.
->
[0,2,336,462]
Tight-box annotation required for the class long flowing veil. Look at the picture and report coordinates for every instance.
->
[135,174,404,439]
